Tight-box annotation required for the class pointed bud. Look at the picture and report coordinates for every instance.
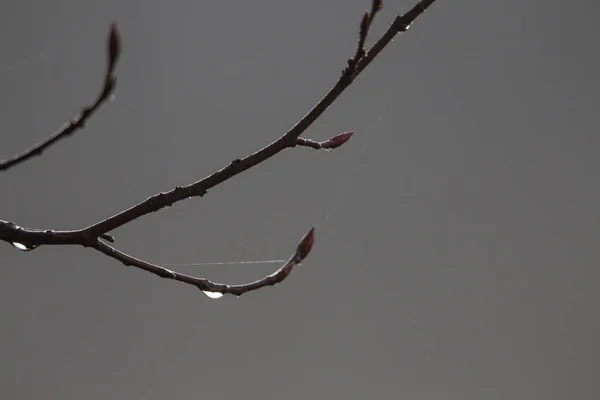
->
[294,227,315,263]
[327,131,354,149]
[372,0,383,12]
[108,23,121,70]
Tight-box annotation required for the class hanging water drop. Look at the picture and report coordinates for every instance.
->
[202,291,224,299]
[12,242,37,251]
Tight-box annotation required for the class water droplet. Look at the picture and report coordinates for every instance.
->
[12,242,37,251]
[202,291,224,299]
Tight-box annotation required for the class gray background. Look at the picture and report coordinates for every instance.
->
[1,0,598,399]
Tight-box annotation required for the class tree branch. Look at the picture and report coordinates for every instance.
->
[81,0,438,239]
[91,227,315,297]
[0,0,438,297]
[0,23,121,172]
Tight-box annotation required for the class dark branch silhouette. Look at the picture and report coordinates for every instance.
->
[0,0,438,297]
[0,24,120,172]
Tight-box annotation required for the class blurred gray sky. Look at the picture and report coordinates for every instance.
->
[1,0,598,399]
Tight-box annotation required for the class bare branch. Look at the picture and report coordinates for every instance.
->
[0,23,121,172]
[80,0,438,239]
[1,0,439,296]
[88,227,315,297]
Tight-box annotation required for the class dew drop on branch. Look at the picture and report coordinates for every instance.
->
[12,242,37,251]
[202,291,224,299]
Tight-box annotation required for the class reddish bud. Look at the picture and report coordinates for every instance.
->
[373,0,383,12]
[328,131,354,149]
[294,227,315,262]
[108,23,121,68]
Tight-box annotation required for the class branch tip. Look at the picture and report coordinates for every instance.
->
[294,227,315,263]
[108,22,121,69]
[370,0,383,20]
[328,131,354,149]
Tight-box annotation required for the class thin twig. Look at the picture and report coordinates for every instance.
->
[0,23,121,172]
[91,227,315,297]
